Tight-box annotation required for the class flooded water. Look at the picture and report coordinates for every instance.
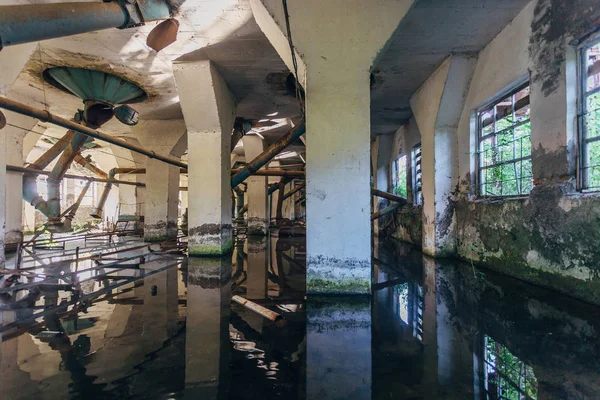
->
[1,235,599,399]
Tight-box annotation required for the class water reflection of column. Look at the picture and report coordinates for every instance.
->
[422,256,474,398]
[422,256,439,399]
[306,297,371,399]
[143,267,179,347]
[246,237,268,300]
[185,256,231,399]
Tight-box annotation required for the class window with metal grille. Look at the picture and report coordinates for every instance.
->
[477,83,532,197]
[411,144,422,205]
[393,154,408,198]
[580,37,600,190]
[483,335,538,400]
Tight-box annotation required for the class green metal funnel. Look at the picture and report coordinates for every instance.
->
[43,67,147,105]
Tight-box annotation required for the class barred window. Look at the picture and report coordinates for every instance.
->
[477,83,532,197]
[483,336,538,400]
[580,38,600,190]
[411,144,422,205]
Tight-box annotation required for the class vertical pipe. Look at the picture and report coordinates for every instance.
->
[47,132,91,221]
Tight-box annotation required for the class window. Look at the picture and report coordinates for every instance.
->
[411,144,422,205]
[580,37,600,190]
[477,83,532,197]
[483,335,538,400]
[393,155,408,198]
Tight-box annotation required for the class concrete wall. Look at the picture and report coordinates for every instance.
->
[386,0,600,306]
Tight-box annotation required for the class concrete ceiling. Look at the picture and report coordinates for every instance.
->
[371,0,532,136]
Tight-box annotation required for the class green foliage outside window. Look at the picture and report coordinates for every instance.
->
[484,336,538,400]
[393,155,408,198]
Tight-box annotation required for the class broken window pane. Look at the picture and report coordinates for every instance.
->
[478,83,532,197]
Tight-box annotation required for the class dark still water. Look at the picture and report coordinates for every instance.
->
[1,236,599,399]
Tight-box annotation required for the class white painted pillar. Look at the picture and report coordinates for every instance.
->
[268,160,281,225]
[134,120,186,242]
[251,0,414,294]
[0,43,37,267]
[242,135,268,236]
[173,60,236,255]
[410,55,476,257]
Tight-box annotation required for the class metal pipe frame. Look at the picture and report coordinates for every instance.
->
[371,202,402,221]
[7,165,145,187]
[371,188,407,204]
[231,122,306,187]
[0,97,187,168]
[231,169,305,178]
[282,182,306,201]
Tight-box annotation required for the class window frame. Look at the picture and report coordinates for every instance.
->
[392,154,408,199]
[475,78,532,198]
[411,143,422,206]
[578,33,600,192]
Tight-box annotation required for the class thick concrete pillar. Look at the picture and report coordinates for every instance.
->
[242,135,268,236]
[530,43,578,184]
[185,257,231,398]
[134,121,186,242]
[410,55,476,257]
[173,60,236,255]
[252,0,413,294]
[109,145,145,217]
[4,111,37,248]
[0,44,37,266]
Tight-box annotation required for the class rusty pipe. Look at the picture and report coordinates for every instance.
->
[232,295,281,321]
[0,97,187,169]
[7,165,145,187]
[371,203,402,221]
[90,182,111,219]
[231,122,305,187]
[74,154,108,179]
[0,1,171,49]
[63,179,91,230]
[231,169,304,178]
[371,188,407,204]
[282,182,305,201]
[109,167,187,175]
[47,132,91,220]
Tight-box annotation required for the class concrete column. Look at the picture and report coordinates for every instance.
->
[110,144,145,217]
[242,135,268,236]
[173,60,236,255]
[530,44,578,184]
[0,44,37,266]
[410,55,476,257]
[185,257,231,398]
[134,121,186,242]
[252,0,414,294]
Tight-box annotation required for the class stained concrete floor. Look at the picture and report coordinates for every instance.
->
[0,235,599,399]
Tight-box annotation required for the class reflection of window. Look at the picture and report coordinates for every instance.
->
[483,335,538,400]
[393,155,408,198]
[580,37,600,190]
[477,83,532,197]
[411,144,422,205]
[395,282,423,341]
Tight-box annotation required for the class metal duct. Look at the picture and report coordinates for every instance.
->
[0,1,171,49]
